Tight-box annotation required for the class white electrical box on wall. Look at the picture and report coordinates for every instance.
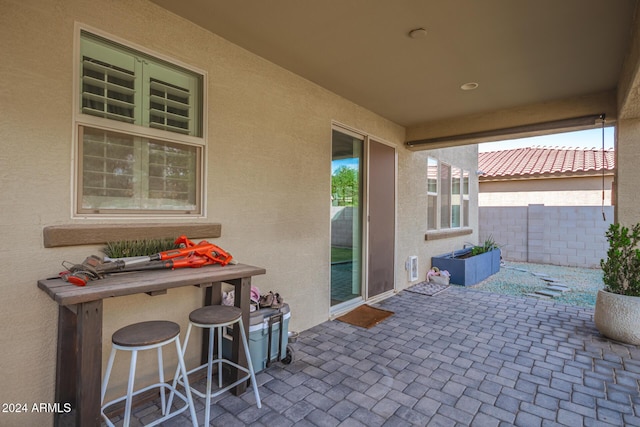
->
[407,256,418,281]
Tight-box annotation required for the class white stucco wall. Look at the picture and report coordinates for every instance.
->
[0,0,479,422]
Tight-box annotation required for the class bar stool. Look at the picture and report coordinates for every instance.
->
[173,305,261,426]
[100,320,198,427]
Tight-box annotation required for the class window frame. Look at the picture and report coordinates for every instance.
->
[427,157,471,232]
[462,170,470,227]
[451,166,462,228]
[440,162,451,229]
[72,24,207,218]
[427,157,438,231]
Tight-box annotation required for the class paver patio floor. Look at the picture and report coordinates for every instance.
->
[115,286,640,426]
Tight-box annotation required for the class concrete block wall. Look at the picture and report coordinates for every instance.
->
[331,206,355,248]
[478,206,529,261]
[479,204,613,268]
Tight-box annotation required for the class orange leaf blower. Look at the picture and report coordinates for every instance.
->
[60,235,233,286]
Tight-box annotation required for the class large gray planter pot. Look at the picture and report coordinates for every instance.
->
[431,248,501,286]
[594,289,640,345]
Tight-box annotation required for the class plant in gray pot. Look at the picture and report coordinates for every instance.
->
[431,237,501,287]
[595,223,640,345]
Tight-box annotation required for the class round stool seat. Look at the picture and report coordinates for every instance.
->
[112,320,180,347]
[189,305,241,325]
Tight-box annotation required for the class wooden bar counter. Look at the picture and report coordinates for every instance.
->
[38,263,266,427]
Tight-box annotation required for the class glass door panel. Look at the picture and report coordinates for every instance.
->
[331,129,363,306]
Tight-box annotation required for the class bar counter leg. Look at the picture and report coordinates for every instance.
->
[76,300,103,426]
[232,277,251,395]
[53,301,103,427]
[54,306,77,427]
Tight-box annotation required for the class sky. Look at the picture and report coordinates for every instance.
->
[332,158,359,173]
[479,127,614,152]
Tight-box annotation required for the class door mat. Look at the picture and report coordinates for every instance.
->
[405,281,450,296]
[336,305,394,329]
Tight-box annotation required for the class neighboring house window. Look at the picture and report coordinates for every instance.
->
[75,30,205,215]
[427,157,470,230]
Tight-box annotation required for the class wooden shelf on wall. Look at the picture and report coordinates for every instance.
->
[43,223,222,248]
[424,228,473,241]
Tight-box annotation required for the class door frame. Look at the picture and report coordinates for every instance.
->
[330,122,397,316]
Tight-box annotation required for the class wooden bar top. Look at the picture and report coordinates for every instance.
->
[38,263,266,306]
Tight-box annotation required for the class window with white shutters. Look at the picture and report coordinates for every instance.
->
[75,30,204,215]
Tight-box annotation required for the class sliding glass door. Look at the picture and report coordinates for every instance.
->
[330,129,363,307]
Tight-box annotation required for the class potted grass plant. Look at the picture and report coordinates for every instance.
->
[594,223,640,345]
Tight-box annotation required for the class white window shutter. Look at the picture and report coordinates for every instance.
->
[80,35,138,124]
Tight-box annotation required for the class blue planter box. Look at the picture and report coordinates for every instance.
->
[431,248,501,286]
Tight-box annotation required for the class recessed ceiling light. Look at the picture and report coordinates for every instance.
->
[460,82,479,91]
[408,28,427,39]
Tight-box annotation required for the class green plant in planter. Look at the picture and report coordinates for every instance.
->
[103,238,179,258]
[471,236,501,256]
[600,223,640,297]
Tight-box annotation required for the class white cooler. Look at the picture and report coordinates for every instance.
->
[222,303,291,372]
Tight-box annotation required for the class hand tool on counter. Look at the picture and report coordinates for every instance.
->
[59,235,233,286]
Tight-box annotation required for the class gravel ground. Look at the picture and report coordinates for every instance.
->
[465,261,604,308]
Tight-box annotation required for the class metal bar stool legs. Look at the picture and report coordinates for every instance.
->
[100,320,198,427]
[173,305,261,426]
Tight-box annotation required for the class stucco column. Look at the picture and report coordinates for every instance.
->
[615,118,640,226]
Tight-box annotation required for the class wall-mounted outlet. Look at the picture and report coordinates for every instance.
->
[407,256,418,281]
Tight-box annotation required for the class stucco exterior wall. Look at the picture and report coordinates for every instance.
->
[479,176,614,206]
[0,0,478,420]
[397,145,480,281]
[616,118,640,226]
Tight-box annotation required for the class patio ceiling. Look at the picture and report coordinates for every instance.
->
[151,0,639,142]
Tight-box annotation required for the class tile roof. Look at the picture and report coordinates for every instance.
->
[478,146,615,179]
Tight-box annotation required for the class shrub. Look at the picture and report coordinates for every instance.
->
[600,223,640,297]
